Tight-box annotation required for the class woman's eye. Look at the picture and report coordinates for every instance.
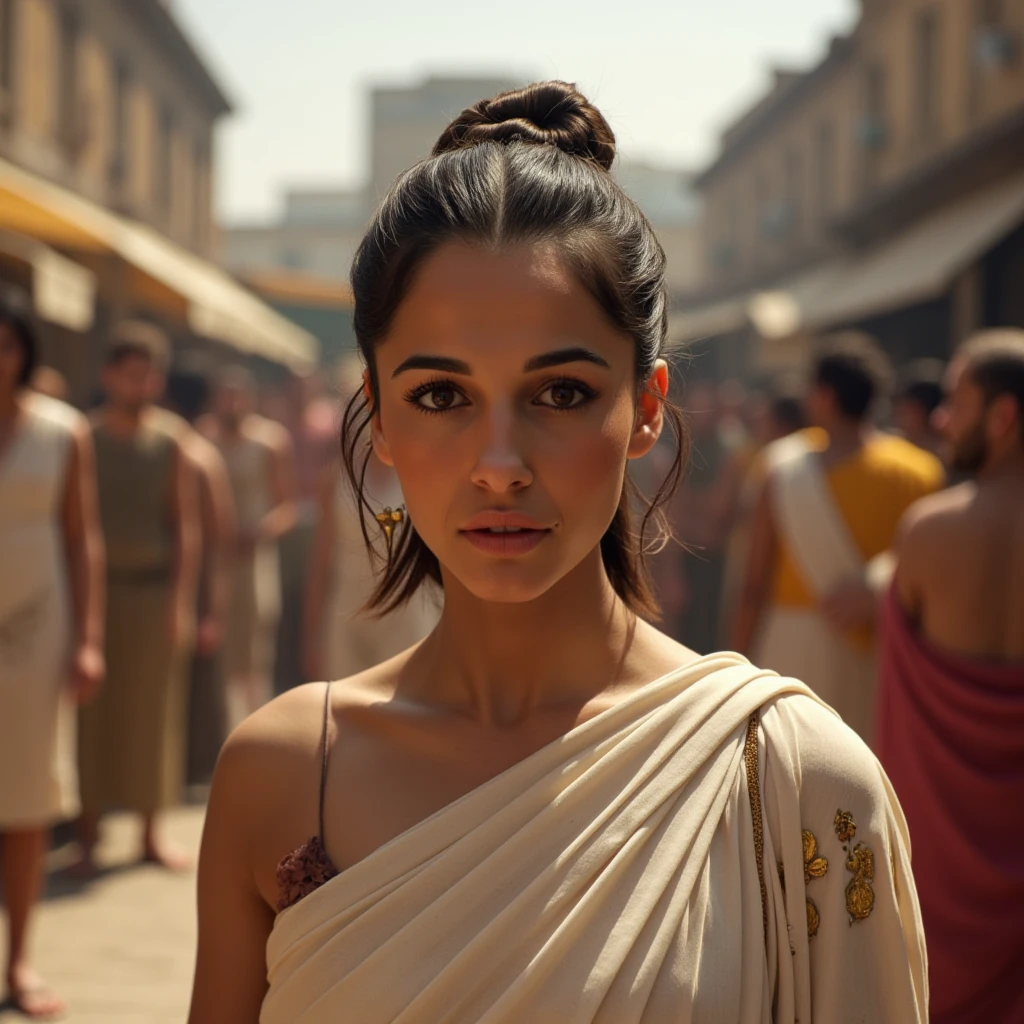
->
[416,385,465,411]
[536,382,594,409]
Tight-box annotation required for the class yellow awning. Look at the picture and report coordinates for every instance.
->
[0,158,318,371]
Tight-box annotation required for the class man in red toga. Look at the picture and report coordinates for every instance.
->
[878,329,1024,1024]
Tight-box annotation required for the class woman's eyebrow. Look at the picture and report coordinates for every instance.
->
[524,347,611,372]
[392,355,471,378]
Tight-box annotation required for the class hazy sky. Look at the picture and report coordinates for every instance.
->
[173,0,857,224]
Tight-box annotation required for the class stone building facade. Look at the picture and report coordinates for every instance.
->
[682,0,1024,374]
[0,0,225,254]
[0,0,315,393]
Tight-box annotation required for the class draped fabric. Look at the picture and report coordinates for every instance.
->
[755,436,878,742]
[263,654,927,1023]
[877,587,1024,1024]
[756,608,877,744]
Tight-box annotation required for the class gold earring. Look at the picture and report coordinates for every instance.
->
[374,505,405,560]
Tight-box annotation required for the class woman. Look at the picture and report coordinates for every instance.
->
[189,82,927,1023]
[0,305,104,1018]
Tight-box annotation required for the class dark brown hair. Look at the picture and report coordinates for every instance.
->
[105,320,171,372]
[0,301,38,387]
[811,330,893,421]
[342,80,687,617]
[960,328,1024,444]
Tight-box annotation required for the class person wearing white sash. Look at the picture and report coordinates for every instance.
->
[730,334,943,743]
[189,83,927,1023]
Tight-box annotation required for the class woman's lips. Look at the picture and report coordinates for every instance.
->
[460,527,550,556]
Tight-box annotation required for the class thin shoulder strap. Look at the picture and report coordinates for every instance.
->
[318,681,333,845]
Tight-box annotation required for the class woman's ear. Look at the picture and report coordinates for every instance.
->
[627,359,668,460]
[364,370,394,467]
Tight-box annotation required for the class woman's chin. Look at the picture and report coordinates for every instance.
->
[448,564,566,607]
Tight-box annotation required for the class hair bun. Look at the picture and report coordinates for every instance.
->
[433,81,616,172]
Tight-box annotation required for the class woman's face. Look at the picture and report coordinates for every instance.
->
[369,240,667,605]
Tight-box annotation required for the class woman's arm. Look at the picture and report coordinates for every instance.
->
[303,466,339,682]
[170,437,201,649]
[195,443,237,657]
[61,420,106,702]
[762,696,928,1022]
[188,733,276,1023]
[189,685,329,1022]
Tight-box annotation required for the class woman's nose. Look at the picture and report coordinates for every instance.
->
[469,406,533,494]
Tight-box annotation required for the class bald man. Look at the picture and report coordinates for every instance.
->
[877,329,1024,1024]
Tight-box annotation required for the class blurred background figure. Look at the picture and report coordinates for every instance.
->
[272,371,338,695]
[0,305,104,1017]
[720,377,808,641]
[29,366,70,404]
[76,322,200,876]
[203,367,296,725]
[878,330,1024,1024]
[730,332,943,743]
[892,358,946,459]
[164,362,237,788]
[304,359,438,681]
[666,379,739,650]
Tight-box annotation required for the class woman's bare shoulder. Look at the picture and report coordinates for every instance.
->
[760,693,898,843]
[211,686,329,843]
[217,672,398,799]
[209,677,392,905]
[216,677,385,802]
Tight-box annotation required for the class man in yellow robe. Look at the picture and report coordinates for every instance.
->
[730,332,943,743]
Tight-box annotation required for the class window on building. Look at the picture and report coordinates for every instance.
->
[784,147,802,239]
[110,59,131,189]
[192,139,210,250]
[858,61,888,188]
[754,171,770,248]
[155,104,174,216]
[56,4,80,154]
[0,0,15,125]
[815,120,835,222]
[972,0,1016,75]
[915,7,941,140]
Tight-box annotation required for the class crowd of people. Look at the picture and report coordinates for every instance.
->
[1,283,1022,1020]
[0,305,437,1017]
[658,327,1024,1022]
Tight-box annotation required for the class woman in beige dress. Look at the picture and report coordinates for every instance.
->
[190,83,927,1023]
[0,305,104,1018]
[305,455,439,681]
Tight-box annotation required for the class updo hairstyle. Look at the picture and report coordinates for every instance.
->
[342,80,687,617]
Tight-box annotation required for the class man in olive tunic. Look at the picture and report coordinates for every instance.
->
[75,322,199,873]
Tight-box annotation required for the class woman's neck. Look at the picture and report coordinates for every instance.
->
[405,550,677,728]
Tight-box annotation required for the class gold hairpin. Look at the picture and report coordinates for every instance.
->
[374,505,405,559]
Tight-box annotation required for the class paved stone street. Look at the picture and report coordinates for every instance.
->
[1,806,205,1024]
